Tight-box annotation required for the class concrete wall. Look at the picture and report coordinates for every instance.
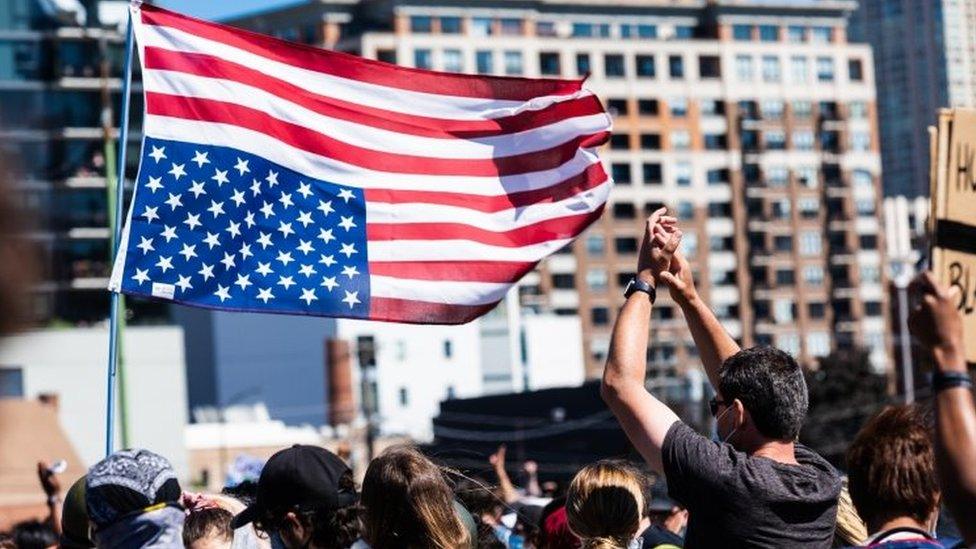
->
[0,326,190,478]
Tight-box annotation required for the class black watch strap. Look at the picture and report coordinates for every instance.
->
[933,371,973,392]
[625,277,656,304]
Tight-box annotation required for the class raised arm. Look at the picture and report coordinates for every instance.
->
[659,250,740,391]
[909,272,976,544]
[601,210,681,473]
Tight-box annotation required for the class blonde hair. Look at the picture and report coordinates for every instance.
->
[566,461,645,549]
[361,446,471,549]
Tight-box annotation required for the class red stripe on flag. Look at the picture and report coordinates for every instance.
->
[364,162,608,213]
[140,3,584,102]
[145,92,611,177]
[369,296,500,325]
[365,207,605,248]
[144,48,607,140]
[369,261,537,283]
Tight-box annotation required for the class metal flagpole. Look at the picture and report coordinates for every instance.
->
[105,10,136,457]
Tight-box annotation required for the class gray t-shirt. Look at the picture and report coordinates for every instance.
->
[662,421,841,549]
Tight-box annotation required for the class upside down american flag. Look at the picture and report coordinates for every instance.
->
[108,3,613,324]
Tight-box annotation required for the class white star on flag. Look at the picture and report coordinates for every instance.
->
[250,179,262,196]
[226,220,242,239]
[296,240,314,255]
[160,225,178,242]
[276,251,294,265]
[239,243,253,260]
[142,205,160,223]
[146,176,164,193]
[207,200,225,218]
[296,211,314,227]
[220,252,236,270]
[277,221,294,238]
[341,265,359,279]
[256,232,273,249]
[278,191,294,209]
[266,170,279,186]
[300,288,318,306]
[199,263,215,281]
[317,200,334,217]
[132,268,150,284]
[318,228,335,243]
[234,157,250,176]
[148,145,166,163]
[318,254,336,267]
[176,275,193,292]
[320,276,339,291]
[298,264,316,277]
[297,182,313,199]
[277,275,296,289]
[256,287,275,303]
[234,273,252,290]
[337,188,355,203]
[137,236,154,254]
[342,290,360,308]
[165,192,183,210]
[212,168,229,186]
[255,262,273,276]
[339,243,357,258]
[260,201,276,218]
[179,243,197,261]
[191,150,209,168]
[184,212,202,231]
[156,255,174,273]
[230,189,247,207]
[203,232,221,249]
[214,284,231,302]
[168,162,187,180]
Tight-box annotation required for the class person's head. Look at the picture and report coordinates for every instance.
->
[641,477,686,536]
[361,445,471,549]
[453,477,502,525]
[232,445,360,549]
[183,507,234,549]
[846,405,940,533]
[713,346,808,447]
[538,504,581,549]
[85,449,184,549]
[11,520,57,549]
[61,475,94,548]
[565,460,645,549]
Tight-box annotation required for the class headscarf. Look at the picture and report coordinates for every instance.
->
[91,505,184,549]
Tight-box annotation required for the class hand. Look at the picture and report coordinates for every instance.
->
[37,461,61,498]
[659,250,699,306]
[637,208,680,286]
[908,271,966,372]
[488,445,506,470]
[523,460,538,475]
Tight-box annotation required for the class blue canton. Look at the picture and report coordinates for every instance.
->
[118,137,371,318]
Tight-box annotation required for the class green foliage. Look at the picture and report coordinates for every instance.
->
[799,348,891,468]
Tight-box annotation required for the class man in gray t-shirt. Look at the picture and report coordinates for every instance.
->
[601,211,841,548]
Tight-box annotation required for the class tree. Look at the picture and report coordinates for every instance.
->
[800,348,890,467]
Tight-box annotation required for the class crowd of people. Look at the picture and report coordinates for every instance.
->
[1,208,976,549]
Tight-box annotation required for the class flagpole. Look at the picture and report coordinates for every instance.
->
[105,10,135,457]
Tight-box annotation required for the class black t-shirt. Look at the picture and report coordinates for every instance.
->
[662,421,841,549]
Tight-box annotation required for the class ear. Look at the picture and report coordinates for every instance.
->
[283,511,308,544]
[732,399,747,430]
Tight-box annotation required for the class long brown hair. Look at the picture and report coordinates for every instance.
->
[361,446,470,549]
[566,461,645,549]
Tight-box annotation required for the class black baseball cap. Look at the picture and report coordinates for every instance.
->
[231,445,356,528]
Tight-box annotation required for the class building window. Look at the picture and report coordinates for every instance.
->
[704,133,727,150]
[621,23,657,39]
[676,201,694,220]
[774,299,795,323]
[707,168,728,185]
[475,50,493,74]
[500,18,522,36]
[708,201,732,217]
[860,234,878,250]
[787,25,805,43]
[807,332,830,357]
[410,16,433,33]
[793,130,815,151]
[699,55,721,78]
[668,55,684,78]
[804,265,824,285]
[441,17,462,34]
[790,56,808,83]
[638,99,659,115]
[611,163,632,184]
[792,100,813,118]
[765,130,786,150]
[591,307,610,326]
[732,24,752,41]
[674,162,693,187]
[613,202,636,218]
[376,49,396,64]
[443,49,463,72]
[586,268,608,290]
[759,25,778,42]
[851,131,871,151]
[413,49,432,69]
[800,231,822,256]
[504,51,523,75]
[607,98,629,116]
[443,340,453,358]
[861,264,881,283]
[674,25,694,39]
[610,134,630,150]
[640,133,660,150]
[643,163,662,184]
[615,237,638,254]
[816,57,835,82]
[772,198,791,219]
[552,273,576,288]
[471,17,493,36]
[797,166,818,188]
[849,101,868,119]
[774,235,793,252]
[810,26,832,43]
[762,100,784,119]
[0,368,23,398]
[669,97,688,117]
[586,234,605,256]
[735,55,753,81]
[776,269,795,285]
[778,333,801,355]
[536,21,557,36]
[798,197,819,218]
[604,54,626,78]
[398,387,409,406]
[761,55,781,82]
[853,170,873,188]
[539,52,561,76]
[636,55,655,78]
[856,198,876,216]
[766,166,789,187]
[848,58,864,81]
[576,53,591,76]
[681,232,699,258]
[671,130,691,150]
[700,99,725,116]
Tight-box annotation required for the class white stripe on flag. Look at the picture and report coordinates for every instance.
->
[369,275,511,305]
[367,238,571,262]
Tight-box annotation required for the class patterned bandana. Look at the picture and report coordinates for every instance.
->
[86,449,182,528]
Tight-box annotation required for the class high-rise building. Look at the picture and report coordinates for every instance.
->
[229,0,892,380]
[0,0,166,324]
[851,0,976,197]
[229,0,892,379]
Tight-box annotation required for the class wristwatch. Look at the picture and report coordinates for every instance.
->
[624,277,656,304]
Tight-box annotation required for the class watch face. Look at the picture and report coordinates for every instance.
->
[624,278,636,296]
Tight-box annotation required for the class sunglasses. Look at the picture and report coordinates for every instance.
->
[708,397,728,417]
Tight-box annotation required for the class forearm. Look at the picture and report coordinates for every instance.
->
[493,465,520,504]
[603,293,652,394]
[934,349,976,543]
[677,295,740,390]
[525,472,541,497]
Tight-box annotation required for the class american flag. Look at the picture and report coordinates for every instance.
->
[108,3,612,324]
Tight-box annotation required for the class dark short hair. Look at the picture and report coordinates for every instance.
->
[183,507,233,546]
[846,405,938,526]
[12,520,58,549]
[718,346,808,440]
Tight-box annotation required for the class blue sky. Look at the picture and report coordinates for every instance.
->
[156,0,299,20]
